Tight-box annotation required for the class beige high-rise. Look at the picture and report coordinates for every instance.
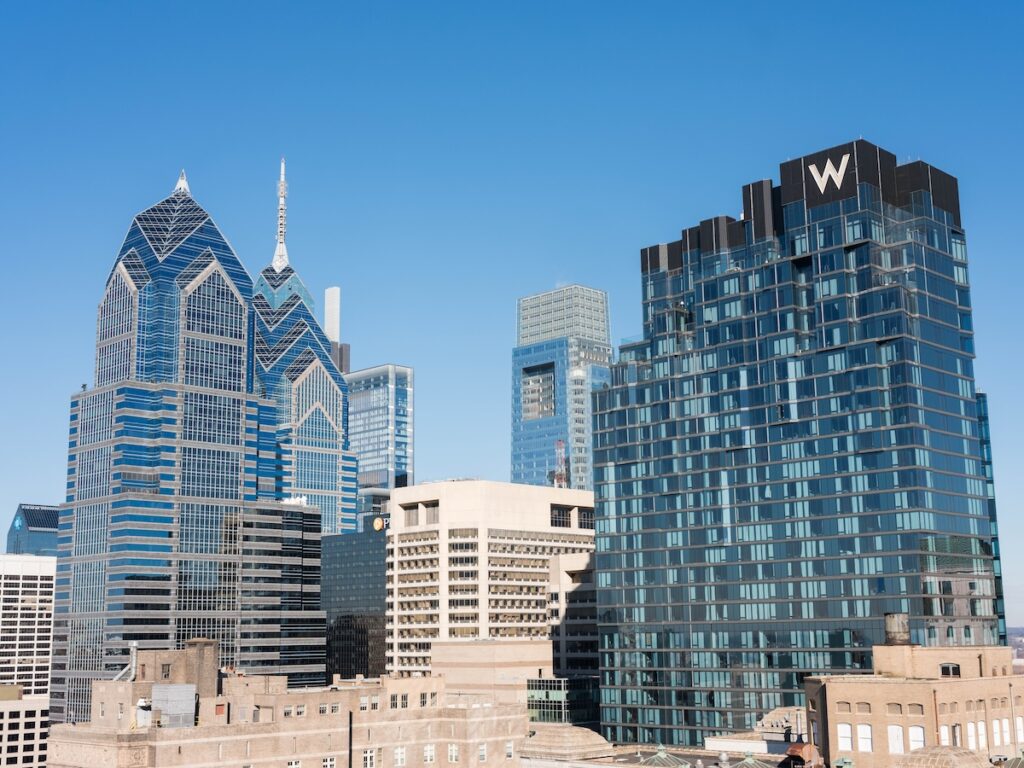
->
[385,481,595,676]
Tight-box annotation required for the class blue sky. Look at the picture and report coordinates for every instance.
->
[3,2,1023,619]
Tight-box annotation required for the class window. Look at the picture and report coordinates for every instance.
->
[888,725,905,754]
[550,506,572,528]
[991,720,1001,747]
[478,744,487,762]
[421,693,428,708]
[856,702,871,714]
[330,703,340,714]
[424,745,436,764]
[161,664,171,680]
[978,720,988,749]
[837,723,853,751]
[390,694,398,709]
[296,705,306,717]
[403,505,419,526]
[857,724,872,752]
[401,694,408,709]
[1016,716,1023,743]
[117,702,124,721]
[319,704,328,715]
[424,502,440,525]
[887,703,902,715]
[579,507,595,529]
[362,750,375,768]
[284,706,294,718]
[371,695,379,711]
[967,722,977,750]
[952,724,963,747]
[360,696,368,712]
[430,692,437,706]
[939,725,949,746]
[908,703,924,715]
[395,748,406,767]
[505,741,513,760]
[288,762,301,768]
[324,760,336,768]
[940,663,961,677]
[837,701,852,713]
[909,725,925,751]
[448,744,460,763]
[1002,718,1010,744]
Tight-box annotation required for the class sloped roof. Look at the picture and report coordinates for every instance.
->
[639,746,693,768]
[893,746,991,768]
[520,723,615,761]
[133,186,210,260]
[15,505,58,531]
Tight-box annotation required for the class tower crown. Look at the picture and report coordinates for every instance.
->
[272,158,289,272]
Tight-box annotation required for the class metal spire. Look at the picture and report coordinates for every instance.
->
[173,169,190,196]
[271,157,289,272]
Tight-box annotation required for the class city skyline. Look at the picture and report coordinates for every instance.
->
[3,2,1024,626]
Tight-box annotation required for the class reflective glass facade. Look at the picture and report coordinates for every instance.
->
[347,364,414,490]
[52,178,334,724]
[7,505,59,557]
[253,265,359,533]
[322,528,388,680]
[593,141,1003,746]
[512,286,611,490]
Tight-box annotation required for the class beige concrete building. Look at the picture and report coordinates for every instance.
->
[385,481,594,676]
[48,639,529,768]
[432,639,553,705]
[806,616,1024,768]
[0,685,49,768]
[0,555,55,696]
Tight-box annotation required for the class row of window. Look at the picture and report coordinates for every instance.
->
[835,717,1024,754]
[260,743,515,768]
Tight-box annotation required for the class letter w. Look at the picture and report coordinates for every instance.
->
[808,154,851,194]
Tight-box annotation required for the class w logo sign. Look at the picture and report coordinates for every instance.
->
[808,153,851,194]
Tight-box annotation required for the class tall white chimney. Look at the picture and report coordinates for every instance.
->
[324,286,341,343]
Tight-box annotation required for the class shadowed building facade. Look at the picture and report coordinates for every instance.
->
[594,140,1003,746]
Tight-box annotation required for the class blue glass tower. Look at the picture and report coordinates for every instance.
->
[52,172,328,724]
[512,285,611,490]
[594,141,1004,746]
[253,160,359,533]
[7,504,59,557]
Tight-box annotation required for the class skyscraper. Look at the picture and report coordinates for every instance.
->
[252,161,359,534]
[511,285,611,490]
[346,364,414,491]
[594,140,1003,746]
[52,170,329,724]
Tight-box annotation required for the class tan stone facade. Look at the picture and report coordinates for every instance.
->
[386,481,594,676]
[47,641,529,768]
[806,643,1024,768]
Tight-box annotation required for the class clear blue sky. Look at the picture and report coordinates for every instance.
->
[3,2,1023,619]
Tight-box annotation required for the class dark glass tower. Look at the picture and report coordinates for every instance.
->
[593,140,1003,746]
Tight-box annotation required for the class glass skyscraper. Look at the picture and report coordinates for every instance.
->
[512,285,611,490]
[593,140,1003,746]
[52,167,350,723]
[346,364,414,490]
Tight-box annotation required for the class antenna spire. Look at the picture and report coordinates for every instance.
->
[173,169,190,196]
[271,157,289,272]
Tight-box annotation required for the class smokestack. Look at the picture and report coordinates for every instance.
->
[884,613,910,645]
[325,287,341,343]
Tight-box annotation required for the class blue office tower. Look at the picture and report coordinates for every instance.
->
[7,504,59,557]
[51,172,326,724]
[594,141,1004,746]
[512,285,611,490]
[253,161,359,533]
